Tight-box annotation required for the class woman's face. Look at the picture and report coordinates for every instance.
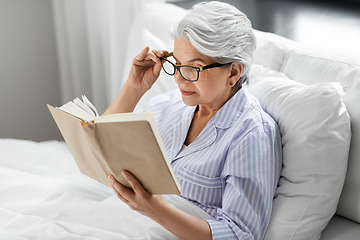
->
[173,38,233,110]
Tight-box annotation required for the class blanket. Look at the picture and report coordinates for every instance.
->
[0,139,211,240]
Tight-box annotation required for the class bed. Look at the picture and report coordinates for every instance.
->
[0,139,213,239]
[1,2,360,240]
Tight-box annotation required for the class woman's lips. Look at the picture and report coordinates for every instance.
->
[180,89,196,96]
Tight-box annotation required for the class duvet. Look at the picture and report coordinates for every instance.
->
[0,139,211,240]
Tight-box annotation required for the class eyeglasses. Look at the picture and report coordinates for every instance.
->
[160,52,228,82]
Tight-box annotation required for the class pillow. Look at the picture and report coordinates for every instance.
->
[281,47,360,223]
[252,30,296,72]
[248,65,351,240]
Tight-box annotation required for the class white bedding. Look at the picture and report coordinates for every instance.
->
[0,139,211,240]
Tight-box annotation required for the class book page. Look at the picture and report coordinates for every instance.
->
[82,95,99,118]
[73,98,95,117]
[58,95,98,122]
[59,101,95,122]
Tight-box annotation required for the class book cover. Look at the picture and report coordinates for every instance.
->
[47,98,181,195]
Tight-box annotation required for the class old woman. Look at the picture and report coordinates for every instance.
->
[105,1,282,239]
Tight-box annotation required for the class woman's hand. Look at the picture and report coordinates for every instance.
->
[127,46,168,91]
[103,47,168,115]
[108,170,212,240]
[108,171,166,218]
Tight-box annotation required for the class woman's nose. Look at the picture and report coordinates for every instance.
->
[174,70,188,85]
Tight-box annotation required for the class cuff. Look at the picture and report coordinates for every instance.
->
[205,218,237,240]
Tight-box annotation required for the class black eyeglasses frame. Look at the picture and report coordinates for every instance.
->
[160,52,229,82]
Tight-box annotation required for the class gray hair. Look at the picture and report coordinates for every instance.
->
[171,1,256,89]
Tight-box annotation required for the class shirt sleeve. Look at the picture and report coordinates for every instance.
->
[206,125,282,240]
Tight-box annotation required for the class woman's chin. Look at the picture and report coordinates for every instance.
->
[181,95,198,107]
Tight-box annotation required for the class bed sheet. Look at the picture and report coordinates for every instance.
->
[0,139,211,240]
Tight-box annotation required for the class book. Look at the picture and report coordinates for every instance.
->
[48,95,181,195]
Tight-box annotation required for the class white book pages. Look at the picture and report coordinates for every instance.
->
[82,95,99,118]
[58,95,99,122]
[73,98,95,117]
[59,102,95,122]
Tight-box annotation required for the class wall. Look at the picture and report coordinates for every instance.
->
[0,0,62,141]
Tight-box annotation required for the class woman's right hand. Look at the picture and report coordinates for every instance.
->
[126,46,168,91]
[103,47,168,115]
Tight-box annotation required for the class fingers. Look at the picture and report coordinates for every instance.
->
[133,46,156,67]
[108,174,132,203]
[152,49,168,58]
[108,173,162,217]
[134,46,168,63]
[150,49,168,76]
[128,47,169,87]
[122,170,147,195]
[135,46,150,61]
[108,172,148,200]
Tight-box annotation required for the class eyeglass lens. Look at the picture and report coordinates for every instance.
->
[162,59,176,75]
[162,57,198,81]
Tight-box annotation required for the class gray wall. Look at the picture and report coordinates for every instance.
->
[0,0,62,141]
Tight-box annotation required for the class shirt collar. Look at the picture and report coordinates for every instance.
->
[179,85,249,129]
[181,103,197,120]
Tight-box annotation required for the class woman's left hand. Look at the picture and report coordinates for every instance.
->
[108,171,166,218]
[108,171,212,240]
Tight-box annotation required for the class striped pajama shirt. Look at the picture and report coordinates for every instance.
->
[143,85,282,240]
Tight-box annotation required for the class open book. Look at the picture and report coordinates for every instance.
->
[48,95,181,195]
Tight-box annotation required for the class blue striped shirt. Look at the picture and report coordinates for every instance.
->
[144,85,282,240]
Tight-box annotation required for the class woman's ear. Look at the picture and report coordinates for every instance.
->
[228,62,243,86]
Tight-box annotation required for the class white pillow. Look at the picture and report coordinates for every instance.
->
[248,65,351,240]
[281,48,360,223]
[252,30,296,72]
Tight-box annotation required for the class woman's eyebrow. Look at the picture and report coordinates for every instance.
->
[172,53,206,64]
[188,58,206,64]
